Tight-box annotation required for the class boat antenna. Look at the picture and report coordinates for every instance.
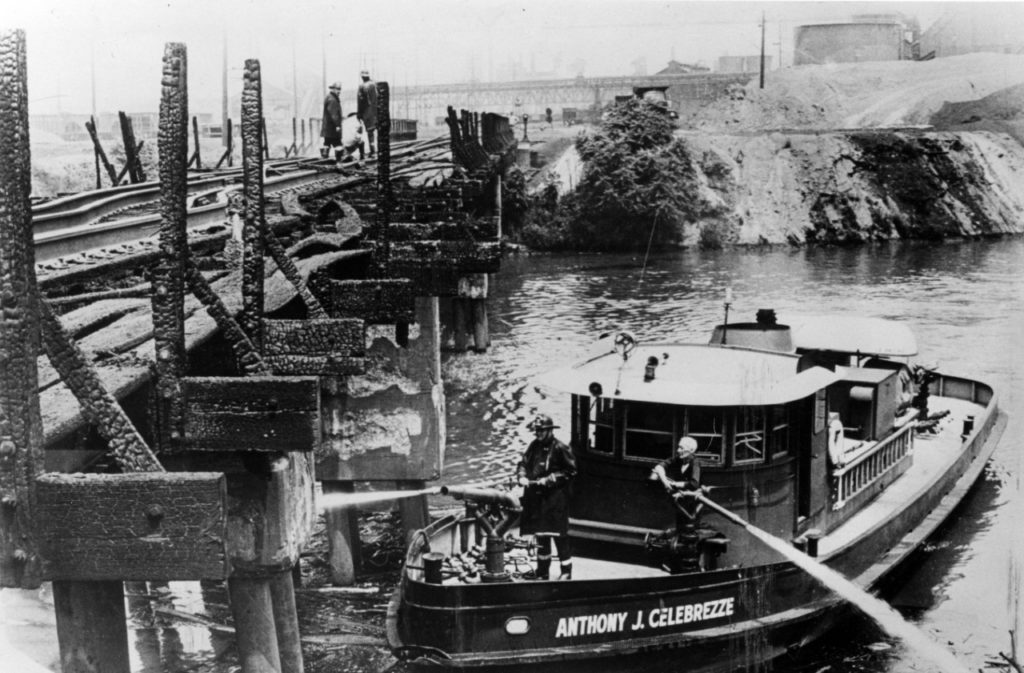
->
[721,287,733,345]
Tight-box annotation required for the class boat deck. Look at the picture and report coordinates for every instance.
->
[816,395,979,558]
[443,548,668,584]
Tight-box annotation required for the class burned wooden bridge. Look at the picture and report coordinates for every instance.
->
[0,31,517,673]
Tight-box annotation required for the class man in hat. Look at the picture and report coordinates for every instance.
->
[515,414,577,580]
[356,68,378,159]
[322,81,343,163]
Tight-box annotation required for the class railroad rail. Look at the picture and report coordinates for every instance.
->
[32,136,452,265]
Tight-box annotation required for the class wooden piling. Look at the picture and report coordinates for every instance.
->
[228,575,282,673]
[322,479,362,585]
[471,299,490,352]
[85,116,118,186]
[452,298,470,352]
[398,480,430,541]
[269,570,304,673]
[459,274,489,353]
[0,28,44,589]
[190,115,202,169]
[53,580,131,673]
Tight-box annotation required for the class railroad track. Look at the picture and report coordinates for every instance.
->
[32,136,452,266]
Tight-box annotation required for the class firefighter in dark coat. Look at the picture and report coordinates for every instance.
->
[516,414,577,580]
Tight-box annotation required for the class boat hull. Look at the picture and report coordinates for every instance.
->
[387,374,1006,669]
[388,537,841,669]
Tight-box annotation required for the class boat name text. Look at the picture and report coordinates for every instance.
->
[554,597,736,638]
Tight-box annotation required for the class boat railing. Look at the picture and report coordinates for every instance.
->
[832,421,915,509]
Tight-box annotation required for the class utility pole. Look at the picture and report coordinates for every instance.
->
[759,11,766,89]
[292,38,299,124]
[90,44,96,121]
[221,33,228,147]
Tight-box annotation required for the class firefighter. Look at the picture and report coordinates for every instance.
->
[516,414,577,580]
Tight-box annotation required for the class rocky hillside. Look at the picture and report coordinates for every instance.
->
[676,129,1024,245]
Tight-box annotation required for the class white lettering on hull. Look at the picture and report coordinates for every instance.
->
[554,597,735,638]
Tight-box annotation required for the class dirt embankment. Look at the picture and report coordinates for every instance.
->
[688,53,1024,133]
[647,53,1024,245]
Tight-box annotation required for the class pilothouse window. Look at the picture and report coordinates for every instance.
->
[768,405,790,459]
[624,402,675,461]
[687,407,724,465]
[734,407,766,465]
[588,398,616,454]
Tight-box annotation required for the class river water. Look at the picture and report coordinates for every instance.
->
[441,238,1024,672]
[3,239,1021,673]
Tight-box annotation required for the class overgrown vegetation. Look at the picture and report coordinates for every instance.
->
[505,100,727,251]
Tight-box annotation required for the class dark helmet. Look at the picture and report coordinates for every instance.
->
[531,414,559,431]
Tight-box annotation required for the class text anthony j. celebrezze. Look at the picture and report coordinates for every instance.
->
[554,597,736,638]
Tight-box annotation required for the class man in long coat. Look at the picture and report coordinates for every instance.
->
[356,69,378,159]
[516,414,577,579]
[322,81,343,162]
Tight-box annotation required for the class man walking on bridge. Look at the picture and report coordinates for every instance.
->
[322,81,343,164]
[356,69,378,159]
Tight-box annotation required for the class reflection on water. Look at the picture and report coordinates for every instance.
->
[444,239,1024,672]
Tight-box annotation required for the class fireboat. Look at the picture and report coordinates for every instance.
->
[386,309,1006,669]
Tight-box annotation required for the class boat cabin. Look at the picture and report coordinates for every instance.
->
[538,315,921,570]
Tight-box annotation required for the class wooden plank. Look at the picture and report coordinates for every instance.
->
[320,278,415,323]
[385,264,463,297]
[262,318,366,375]
[263,354,365,376]
[389,240,501,273]
[37,472,227,581]
[263,318,364,357]
[181,376,320,452]
[40,247,367,448]
[365,219,499,241]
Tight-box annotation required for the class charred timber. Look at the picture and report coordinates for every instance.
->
[364,219,499,242]
[308,275,416,324]
[261,318,365,376]
[0,29,44,589]
[36,472,227,581]
[153,42,189,452]
[241,58,266,352]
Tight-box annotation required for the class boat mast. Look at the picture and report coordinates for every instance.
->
[722,287,733,344]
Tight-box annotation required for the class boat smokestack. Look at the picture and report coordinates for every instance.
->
[709,309,794,352]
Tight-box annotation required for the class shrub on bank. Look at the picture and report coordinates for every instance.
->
[510,100,723,251]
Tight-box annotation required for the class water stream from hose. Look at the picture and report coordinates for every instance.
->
[319,487,441,510]
[697,494,972,673]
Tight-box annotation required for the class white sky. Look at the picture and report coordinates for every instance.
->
[0,0,1007,117]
